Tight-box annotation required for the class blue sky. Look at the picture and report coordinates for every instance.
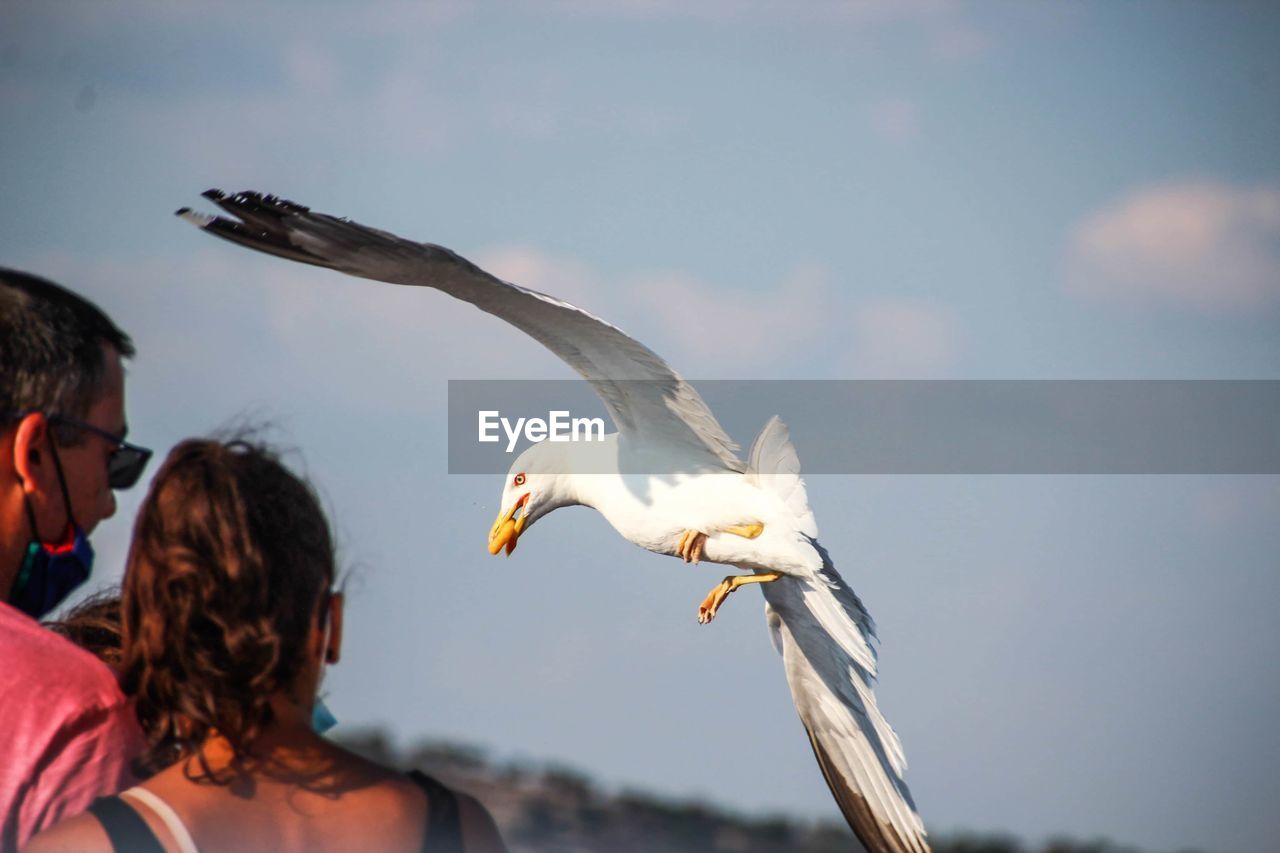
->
[3,2,1279,850]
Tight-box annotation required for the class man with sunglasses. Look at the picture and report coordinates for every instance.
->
[1,268,152,850]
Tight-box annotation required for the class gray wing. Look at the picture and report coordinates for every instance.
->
[178,190,744,472]
[763,558,929,853]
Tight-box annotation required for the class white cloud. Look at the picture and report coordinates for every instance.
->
[474,245,598,307]
[630,265,833,374]
[1066,181,1280,311]
[283,41,343,95]
[463,251,964,379]
[868,96,921,143]
[844,299,961,377]
[474,246,840,376]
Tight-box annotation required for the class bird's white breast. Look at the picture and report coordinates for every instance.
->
[574,467,819,576]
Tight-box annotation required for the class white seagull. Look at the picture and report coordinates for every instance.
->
[180,190,929,853]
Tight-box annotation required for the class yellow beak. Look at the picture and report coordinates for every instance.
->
[488,492,530,556]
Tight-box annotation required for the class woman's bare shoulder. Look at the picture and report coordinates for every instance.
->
[317,746,432,826]
[324,743,427,800]
[22,811,112,853]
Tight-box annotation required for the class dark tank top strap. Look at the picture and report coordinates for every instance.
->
[407,770,465,852]
[86,796,168,853]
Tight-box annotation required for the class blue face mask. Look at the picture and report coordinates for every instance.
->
[8,436,95,619]
[312,698,338,735]
[10,524,94,619]
[311,592,338,734]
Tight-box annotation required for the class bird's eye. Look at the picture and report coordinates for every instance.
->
[513,473,526,487]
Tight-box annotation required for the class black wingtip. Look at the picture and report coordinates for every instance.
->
[200,189,314,217]
[175,207,190,216]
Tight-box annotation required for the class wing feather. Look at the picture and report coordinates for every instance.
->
[178,190,744,471]
[764,573,928,853]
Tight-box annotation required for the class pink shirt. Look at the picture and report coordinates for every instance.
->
[0,601,143,851]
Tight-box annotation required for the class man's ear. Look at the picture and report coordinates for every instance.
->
[326,592,344,665]
[12,413,51,496]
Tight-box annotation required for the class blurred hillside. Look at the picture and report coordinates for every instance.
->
[337,729,1190,853]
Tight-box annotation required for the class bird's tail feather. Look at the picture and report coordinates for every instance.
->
[797,536,879,677]
[745,416,877,673]
[747,415,817,537]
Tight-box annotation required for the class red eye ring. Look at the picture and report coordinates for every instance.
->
[514,473,526,487]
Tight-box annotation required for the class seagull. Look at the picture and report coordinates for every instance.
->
[179,190,930,853]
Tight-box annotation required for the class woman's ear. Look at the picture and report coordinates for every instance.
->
[326,592,344,665]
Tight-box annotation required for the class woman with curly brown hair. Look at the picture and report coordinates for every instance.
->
[26,438,505,853]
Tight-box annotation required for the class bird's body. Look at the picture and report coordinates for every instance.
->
[181,190,930,853]
[540,433,815,574]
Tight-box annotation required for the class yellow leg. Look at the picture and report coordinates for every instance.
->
[698,570,783,624]
[676,522,763,564]
[676,529,707,563]
[722,521,764,539]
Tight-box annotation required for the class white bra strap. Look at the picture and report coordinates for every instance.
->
[120,787,200,853]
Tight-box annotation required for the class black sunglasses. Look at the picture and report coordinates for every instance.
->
[46,415,153,490]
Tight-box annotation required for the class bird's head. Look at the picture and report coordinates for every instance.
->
[487,442,577,556]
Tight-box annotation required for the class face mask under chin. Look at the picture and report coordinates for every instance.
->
[311,593,339,735]
[8,437,95,619]
[9,525,94,619]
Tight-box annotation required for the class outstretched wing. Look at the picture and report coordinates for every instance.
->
[178,190,743,472]
[764,560,928,853]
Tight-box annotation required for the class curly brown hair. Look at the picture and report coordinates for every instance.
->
[120,437,335,776]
